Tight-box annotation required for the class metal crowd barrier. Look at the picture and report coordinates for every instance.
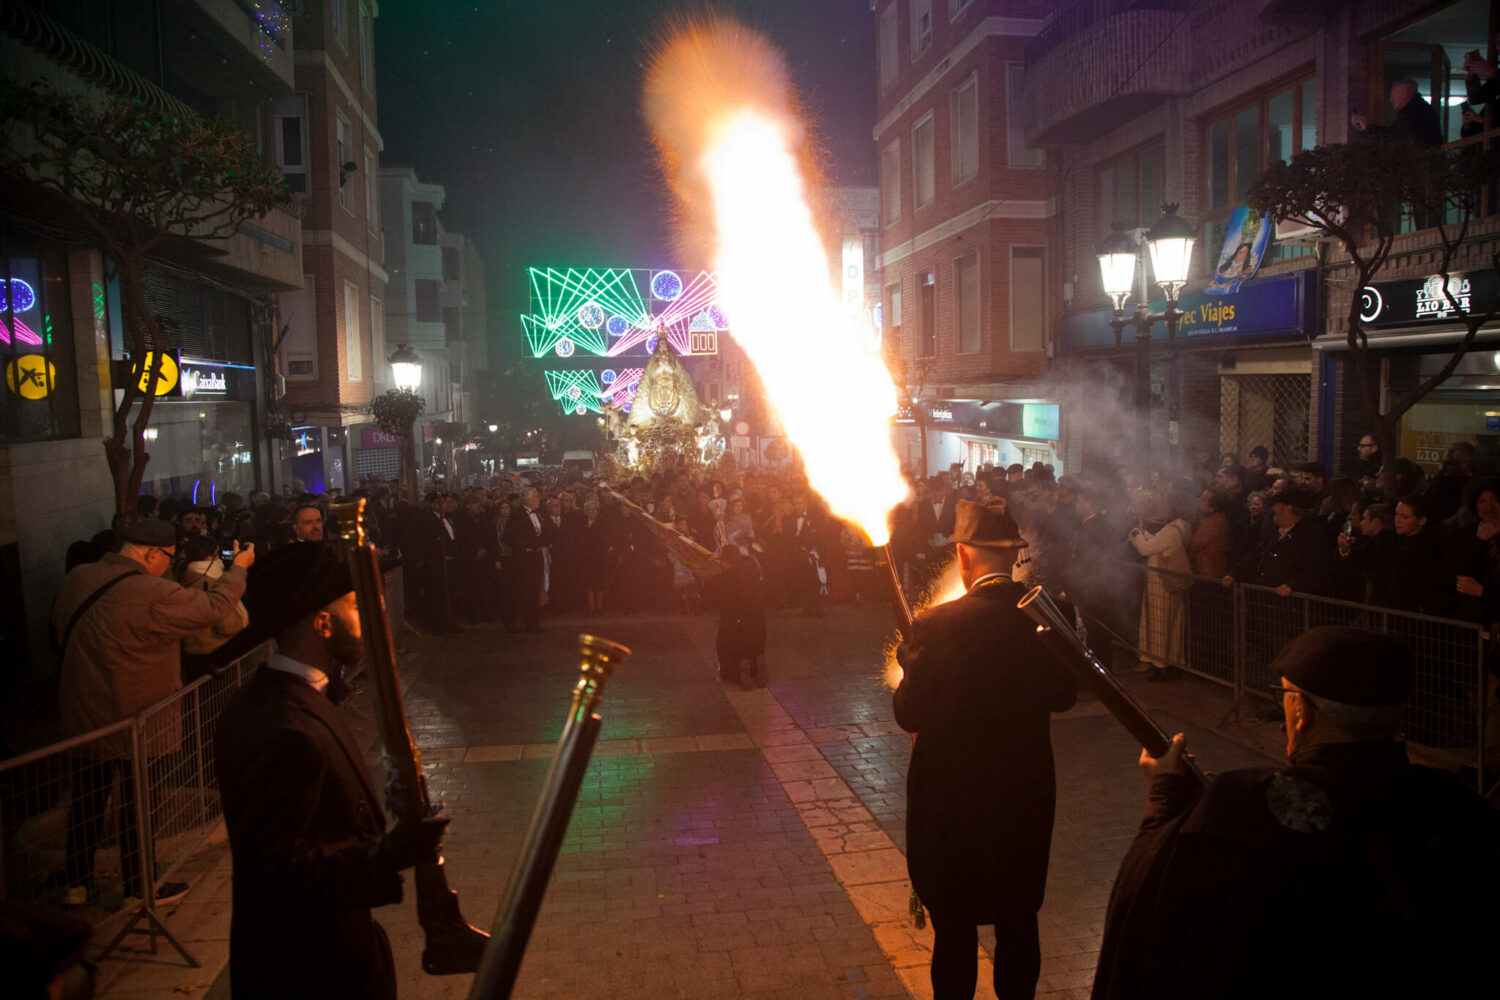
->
[0,640,275,966]
[1107,563,1492,792]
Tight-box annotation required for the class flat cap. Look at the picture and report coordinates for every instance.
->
[118,518,176,548]
[1272,627,1413,706]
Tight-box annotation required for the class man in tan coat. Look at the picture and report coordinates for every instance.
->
[52,517,253,908]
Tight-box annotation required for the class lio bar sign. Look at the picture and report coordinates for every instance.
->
[1359,269,1499,328]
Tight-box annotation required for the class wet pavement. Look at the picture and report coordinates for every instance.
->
[101,602,1279,1000]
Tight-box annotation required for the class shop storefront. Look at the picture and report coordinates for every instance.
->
[109,260,265,501]
[1055,270,1318,473]
[894,399,1063,477]
[354,425,402,484]
[1316,268,1500,474]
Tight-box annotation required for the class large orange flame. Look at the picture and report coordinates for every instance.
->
[644,19,908,545]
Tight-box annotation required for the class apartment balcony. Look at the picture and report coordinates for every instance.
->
[159,202,304,293]
[1019,6,1190,147]
[161,0,295,99]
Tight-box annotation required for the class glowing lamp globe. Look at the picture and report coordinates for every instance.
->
[1096,225,1139,312]
[388,344,422,390]
[1146,204,1196,298]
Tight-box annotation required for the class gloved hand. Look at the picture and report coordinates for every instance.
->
[373,813,450,872]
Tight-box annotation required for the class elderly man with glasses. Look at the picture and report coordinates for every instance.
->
[1092,627,1499,1000]
[51,517,254,910]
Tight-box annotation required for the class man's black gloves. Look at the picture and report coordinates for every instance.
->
[372,813,451,873]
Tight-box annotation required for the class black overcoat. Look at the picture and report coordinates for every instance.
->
[215,668,401,1000]
[1092,742,1500,1000]
[893,577,1078,922]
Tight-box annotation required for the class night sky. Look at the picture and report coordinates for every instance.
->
[373,0,877,370]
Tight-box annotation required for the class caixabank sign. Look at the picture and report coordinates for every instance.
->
[1359,269,1500,328]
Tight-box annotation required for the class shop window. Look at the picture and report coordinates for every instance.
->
[955,251,980,354]
[952,73,979,185]
[1011,247,1045,352]
[0,237,80,444]
[913,112,935,208]
[1202,72,1315,269]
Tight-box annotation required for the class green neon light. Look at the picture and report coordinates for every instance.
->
[543,369,605,415]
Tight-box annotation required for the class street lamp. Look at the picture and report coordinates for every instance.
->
[488,423,498,433]
[387,344,423,500]
[389,343,422,390]
[1096,203,1196,468]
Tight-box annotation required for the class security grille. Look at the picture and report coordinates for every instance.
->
[1220,373,1310,468]
[355,447,400,481]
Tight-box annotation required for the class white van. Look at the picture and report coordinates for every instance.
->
[562,450,595,479]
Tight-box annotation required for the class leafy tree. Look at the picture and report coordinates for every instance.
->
[1246,137,1499,490]
[0,82,290,518]
[371,388,425,500]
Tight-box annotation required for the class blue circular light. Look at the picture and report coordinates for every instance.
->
[567,385,582,400]
[574,404,588,415]
[6,278,36,313]
[601,369,617,385]
[708,304,728,329]
[645,333,659,354]
[652,270,682,301]
[621,400,633,413]
[555,338,574,357]
[606,315,628,337]
[577,302,604,329]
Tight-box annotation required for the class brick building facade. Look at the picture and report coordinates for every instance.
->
[1019,0,1500,481]
[874,1,1063,477]
[274,0,389,494]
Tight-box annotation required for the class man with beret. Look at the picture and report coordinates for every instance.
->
[1092,627,1500,1000]
[215,541,449,1000]
[894,500,1078,999]
[52,518,253,909]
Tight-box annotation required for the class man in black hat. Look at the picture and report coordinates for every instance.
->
[894,499,1078,1000]
[215,542,449,1000]
[1221,488,1331,596]
[1092,627,1499,1000]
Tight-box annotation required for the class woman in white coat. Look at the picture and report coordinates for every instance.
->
[1128,492,1196,680]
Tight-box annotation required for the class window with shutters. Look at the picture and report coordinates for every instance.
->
[343,281,362,381]
[878,4,899,92]
[913,112,935,209]
[955,251,980,354]
[881,141,901,225]
[952,73,979,186]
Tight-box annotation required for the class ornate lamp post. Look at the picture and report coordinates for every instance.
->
[1097,204,1196,469]
[387,344,423,501]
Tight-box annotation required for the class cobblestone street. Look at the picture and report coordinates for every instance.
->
[103,602,1277,1000]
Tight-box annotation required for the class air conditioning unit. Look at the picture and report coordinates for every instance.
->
[1275,204,1347,245]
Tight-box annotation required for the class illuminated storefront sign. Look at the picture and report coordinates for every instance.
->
[1058,271,1315,351]
[1359,269,1500,328]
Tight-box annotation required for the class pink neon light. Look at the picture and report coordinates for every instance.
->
[11,317,42,346]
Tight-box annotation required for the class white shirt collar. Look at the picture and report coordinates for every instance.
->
[268,652,329,693]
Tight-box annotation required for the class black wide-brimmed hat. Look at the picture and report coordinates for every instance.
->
[950,499,1028,549]
[1272,627,1413,706]
[239,541,354,644]
[1271,488,1318,511]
